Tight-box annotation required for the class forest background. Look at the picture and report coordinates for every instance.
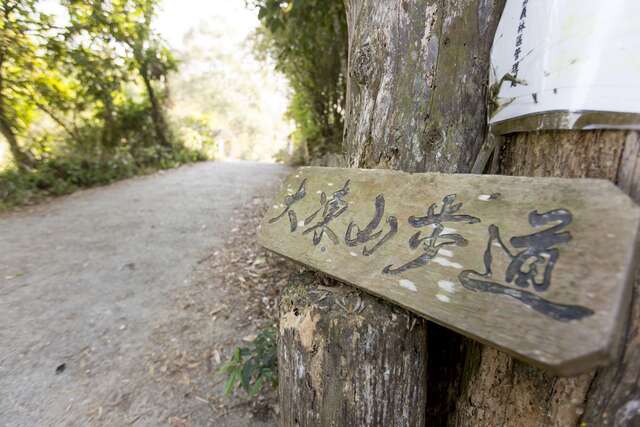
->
[0,0,347,209]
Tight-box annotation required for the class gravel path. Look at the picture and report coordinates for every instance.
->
[0,161,289,426]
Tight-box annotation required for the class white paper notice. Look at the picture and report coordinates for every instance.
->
[489,0,640,132]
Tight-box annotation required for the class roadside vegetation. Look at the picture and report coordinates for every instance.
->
[250,0,348,164]
[0,0,212,210]
[219,0,348,398]
[0,0,348,210]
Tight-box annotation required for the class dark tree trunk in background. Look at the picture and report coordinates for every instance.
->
[0,52,35,170]
[100,91,117,148]
[279,0,640,425]
[141,64,170,148]
[0,116,35,170]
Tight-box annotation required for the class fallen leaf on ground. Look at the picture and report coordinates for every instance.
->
[242,334,257,343]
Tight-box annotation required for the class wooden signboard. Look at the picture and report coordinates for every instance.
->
[258,167,640,375]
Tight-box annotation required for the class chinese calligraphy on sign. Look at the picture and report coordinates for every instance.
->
[458,209,594,322]
[258,167,640,374]
[268,178,307,231]
[489,0,640,133]
[384,194,479,274]
[345,194,398,256]
[268,181,583,320]
[303,180,350,246]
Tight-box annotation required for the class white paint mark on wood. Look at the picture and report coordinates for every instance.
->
[478,194,493,201]
[438,248,454,257]
[615,399,640,427]
[436,293,451,303]
[399,279,417,292]
[438,280,457,293]
[432,257,463,269]
[504,288,521,298]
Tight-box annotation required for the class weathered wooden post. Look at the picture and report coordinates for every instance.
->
[260,0,640,425]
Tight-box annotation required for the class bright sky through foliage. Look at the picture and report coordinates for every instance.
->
[0,1,290,167]
[155,1,258,49]
[156,0,291,161]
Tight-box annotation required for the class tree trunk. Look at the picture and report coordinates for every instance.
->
[0,51,35,170]
[279,1,640,426]
[278,272,428,426]
[141,64,170,148]
[343,0,504,173]
[100,91,117,148]
[0,115,35,170]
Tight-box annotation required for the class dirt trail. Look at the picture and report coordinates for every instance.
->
[0,161,289,426]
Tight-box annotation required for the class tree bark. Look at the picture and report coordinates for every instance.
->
[0,116,34,170]
[344,0,504,173]
[278,272,428,426]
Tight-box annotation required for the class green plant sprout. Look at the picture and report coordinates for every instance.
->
[219,325,278,397]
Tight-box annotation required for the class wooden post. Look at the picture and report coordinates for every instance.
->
[278,272,428,425]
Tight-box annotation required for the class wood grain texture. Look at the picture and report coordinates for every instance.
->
[277,272,428,426]
[451,130,640,427]
[341,0,504,423]
[259,166,640,375]
[582,131,640,426]
[343,0,504,173]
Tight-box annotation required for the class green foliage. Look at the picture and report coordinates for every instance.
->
[219,325,278,397]
[0,0,211,208]
[0,144,206,209]
[251,0,348,162]
[0,0,64,168]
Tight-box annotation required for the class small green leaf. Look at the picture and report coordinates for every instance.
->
[249,377,264,396]
[241,361,254,391]
[224,370,239,396]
